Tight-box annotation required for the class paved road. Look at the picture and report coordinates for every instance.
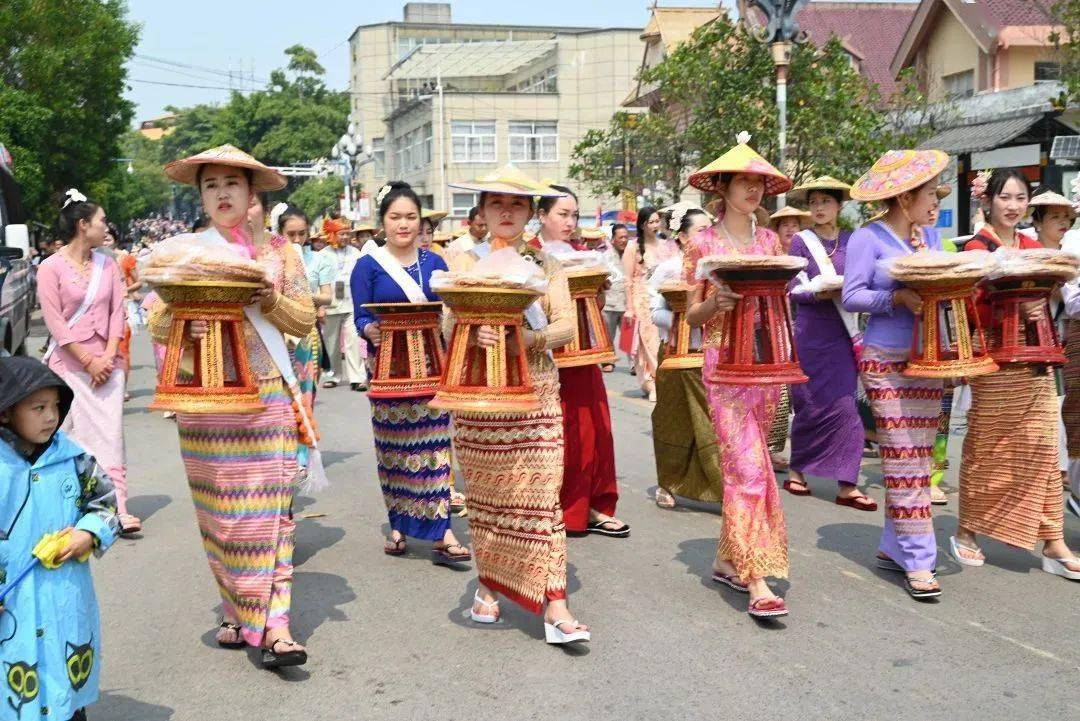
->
[80,330,1078,721]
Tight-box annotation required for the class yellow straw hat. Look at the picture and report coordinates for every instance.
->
[769,206,812,228]
[850,150,949,202]
[352,221,376,233]
[1028,190,1078,219]
[449,164,565,198]
[451,226,469,239]
[788,176,851,205]
[578,227,607,241]
[688,132,792,196]
[422,208,448,224]
[935,185,951,200]
[164,144,287,192]
[432,230,453,245]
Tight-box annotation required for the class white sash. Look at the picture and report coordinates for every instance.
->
[371,245,427,303]
[794,229,860,340]
[199,228,329,492]
[43,251,107,362]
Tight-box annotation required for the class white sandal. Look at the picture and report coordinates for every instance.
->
[544,618,590,645]
[949,535,985,567]
[1042,556,1080,581]
[470,592,499,624]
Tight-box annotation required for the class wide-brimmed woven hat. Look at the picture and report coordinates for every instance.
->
[578,227,607,241]
[432,231,453,245]
[788,175,851,205]
[1028,190,1078,219]
[352,221,376,233]
[449,164,565,198]
[688,133,792,196]
[164,144,286,192]
[936,185,952,199]
[422,208,448,224]
[769,205,812,227]
[850,150,949,202]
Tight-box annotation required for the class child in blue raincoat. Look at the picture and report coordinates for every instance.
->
[0,356,120,721]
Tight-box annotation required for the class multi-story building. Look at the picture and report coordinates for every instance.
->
[348,2,640,223]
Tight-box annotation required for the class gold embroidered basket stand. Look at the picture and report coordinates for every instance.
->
[149,281,265,414]
[553,268,616,369]
[904,278,998,378]
[362,301,446,399]
[429,286,542,413]
[658,284,702,370]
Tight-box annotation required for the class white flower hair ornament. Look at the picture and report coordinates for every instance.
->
[63,188,87,208]
[668,204,695,234]
[736,131,752,146]
[269,202,289,231]
[376,184,393,207]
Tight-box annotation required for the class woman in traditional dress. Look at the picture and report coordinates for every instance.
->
[37,189,141,535]
[445,165,590,644]
[624,207,680,401]
[151,145,317,667]
[1034,188,1080,517]
[683,134,791,619]
[781,177,873,509]
[351,182,469,563]
[843,150,947,600]
[952,168,1080,581]
[533,184,627,537]
[652,206,724,509]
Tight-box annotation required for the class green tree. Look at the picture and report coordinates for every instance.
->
[89,130,173,228]
[0,0,138,219]
[571,15,932,202]
[1052,0,1080,105]
[288,176,343,220]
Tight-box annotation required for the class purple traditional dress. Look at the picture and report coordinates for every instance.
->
[787,230,863,486]
[842,221,943,572]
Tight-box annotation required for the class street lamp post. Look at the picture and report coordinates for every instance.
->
[332,121,374,219]
[738,0,810,202]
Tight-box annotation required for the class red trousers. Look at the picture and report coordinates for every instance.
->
[558,365,619,531]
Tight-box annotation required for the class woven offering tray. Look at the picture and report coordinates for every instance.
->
[813,276,844,292]
[888,250,993,284]
[985,248,1080,283]
[153,280,264,305]
[362,302,443,315]
[698,253,808,282]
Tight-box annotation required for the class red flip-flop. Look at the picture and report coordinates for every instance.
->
[748,597,788,619]
[782,479,811,496]
[835,494,878,512]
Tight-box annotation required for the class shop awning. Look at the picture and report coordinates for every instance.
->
[918,114,1042,155]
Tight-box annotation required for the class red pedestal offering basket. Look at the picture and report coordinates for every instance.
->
[553,268,616,369]
[903,278,998,378]
[983,275,1066,366]
[149,281,265,414]
[429,286,543,414]
[363,302,446,398]
[704,260,807,385]
[658,284,702,370]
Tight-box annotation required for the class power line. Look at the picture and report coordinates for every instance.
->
[133,52,271,85]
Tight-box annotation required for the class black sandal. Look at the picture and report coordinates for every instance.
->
[586,519,630,538]
[215,621,245,649]
[904,573,942,601]
[261,638,308,668]
[432,543,471,565]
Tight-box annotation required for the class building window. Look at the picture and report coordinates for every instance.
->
[509,121,558,163]
[1035,61,1061,81]
[372,137,386,177]
[942,70,974,98]
[510,67,558,93]
[452,192,478,217]
[451,121,496,163]
[394,123,432,173]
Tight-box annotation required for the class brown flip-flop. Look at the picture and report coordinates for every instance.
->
[835,494,877,511]
[782,479,811,496]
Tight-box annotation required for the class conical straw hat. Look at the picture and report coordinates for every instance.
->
[1028,190,1078,219]
[688,133,792,196]
[788,175,851,205]
[164,144,286,192]
[422,208,449,224]
[769,206,811,225]
[850,150,949,202]
[449,164,565,197]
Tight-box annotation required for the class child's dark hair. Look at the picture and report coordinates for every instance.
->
[676,209,707,236]
[56,192,102,242]
[378,181,422,222]
[537,185,577,215]
[635,206,659,264]
[277,205,309,233]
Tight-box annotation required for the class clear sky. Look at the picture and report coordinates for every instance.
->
[125,0,725,122]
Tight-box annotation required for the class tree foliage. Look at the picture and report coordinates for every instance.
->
[0,0,138,220]
[88,130,173,228]
[287,176,343,220]
[1051,0,1080,105]
[571,14,932,204]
